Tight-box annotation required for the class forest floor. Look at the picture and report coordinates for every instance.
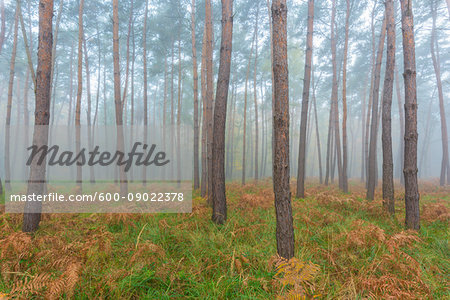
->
[0,180,449,299]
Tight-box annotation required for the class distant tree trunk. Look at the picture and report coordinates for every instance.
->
[431,0,449,186]
[191,0,200,190]
[0,0,5,54]
[296,0,314,198]
[4,2,19,192]
[400,0,419,230]
[200,28,208,197]
[83,36,95,184]
[75,0,84,191]
[312,71,322,184]
[272,0,294,259]
[330,0,343,190]
[143,0,148,185]
[382,0,395,213]
[253,3,260,182]
[163,57,168,180]
[324,99,333,185]
[68,42,74,128]
[211,0,233,224]
[122,0,133,125]
[177,37,182,184]
[395,66,405,184]
[366,14,386,200]
[341,0,350,193]
[113,0,127,195]
[50,0,63,102]
[365,1,378,186]
[22,0,54,233]
[360,73,368,182]
[18,0,36,90]
[242,9,258,185]
[205,0,214,203]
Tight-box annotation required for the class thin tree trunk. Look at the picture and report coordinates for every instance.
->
[400,0,420,230]
[361,73,368,182]
[200,29,208,197]
[75,0,84,191]
[395,66,405,184]
[382,0,395,213]
[242,10,258,185]
[312,71,322,184]
[253,2,260,182]
[22,0,54,233]
[205,0,214,203]
[177,37,182,184]
[211,0,233,224]
[113,0,127,195]
[50,0,63,102]
[5,2,20,191]
[366,14,387,200]
[272,0,294,259]
[431,0,449,186]
[191,0,200,189]
[330,0,343,189]
[122,0,134,124]
[0,0,5,54]
[341,0,350,193]
[143,0,149,185]
[18,0,35,90]
[296,0,314,198]
[83,35,94,184]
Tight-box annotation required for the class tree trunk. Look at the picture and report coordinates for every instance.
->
[395,66,405,184]
[312,71,322,184]
[360,73,368,182]
[22,0,54,233]
[382,0,395,213]
[365,1,378,186]
[211,0,233,224]
[113,0,127,195]
[272,0,295,259]
[366,14,387,200]
[205,0,214,203]
[200,28,208,197]
[341,0,350,193]
[177,37,182,185]
[191,0,200,190]
[75,0,84,191]
[5,2,20,192]
[18,0,36,90]
[83,35,95,184]
[296,0,314,198]
[254,3,260,182]
[431,0,449,186]
[143,0,149,185]
[400,0,420,230]
[330,0,343,190]
[0,0,5,54]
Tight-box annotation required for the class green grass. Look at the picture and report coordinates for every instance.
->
[0,180,448,299]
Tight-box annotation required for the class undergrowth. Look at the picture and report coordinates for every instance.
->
[0,180,448,299]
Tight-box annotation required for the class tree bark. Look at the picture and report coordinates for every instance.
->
[211,0,233,224]
[272,0,294,259]
[22,0,54,233]
[5,2,20,192]
[312,71,322,184]
[341,0,350,193]
[366,14,387,200]
[400,0,420,230]
[296,0,314,198]
[430,0,449,186]
[382,0,395,213]
[113,0,127,195]
[191,0,200,190]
